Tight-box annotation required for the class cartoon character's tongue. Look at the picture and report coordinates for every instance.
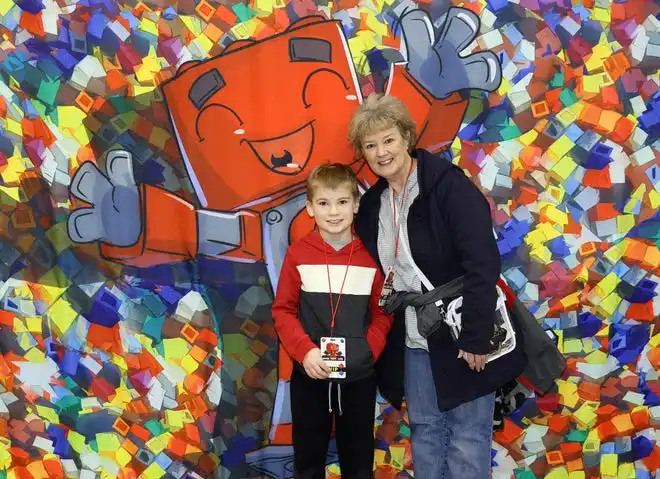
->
[271,150,292,168]
[246,122,314,174]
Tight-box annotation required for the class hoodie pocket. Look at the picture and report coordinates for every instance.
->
[344,336,374,379]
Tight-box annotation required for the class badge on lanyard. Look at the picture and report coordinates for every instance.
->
[378,161,414,308]
[378,268,395,307]
[321,239,354,380]
[321,337,346,379]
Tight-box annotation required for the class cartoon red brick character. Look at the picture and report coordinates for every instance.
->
[67,7,501,477]
[322,341,341,361]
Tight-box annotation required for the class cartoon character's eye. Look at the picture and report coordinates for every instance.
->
[289,38,331,63]
[189,69,225,109]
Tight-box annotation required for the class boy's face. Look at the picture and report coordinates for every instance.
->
[306,184,358,241]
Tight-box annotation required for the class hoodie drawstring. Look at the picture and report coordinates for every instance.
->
[327,382,343,416]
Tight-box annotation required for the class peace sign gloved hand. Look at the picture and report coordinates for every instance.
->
[399,7,502,99]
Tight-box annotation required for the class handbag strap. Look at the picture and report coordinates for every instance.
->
[397,226,466,300]
[397,226,436,292]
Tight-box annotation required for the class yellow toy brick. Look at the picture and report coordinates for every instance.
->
[551,156,577,182]
[546,467,570,479]
[594,273,619,297]
[115,447,133,467]
[600,453,617,477]
[547,136,575,162]
[573,401,599,428]
[649,189,660,209]
[142,462,167,479]
[597,291,622,317]
[617,462,635,478]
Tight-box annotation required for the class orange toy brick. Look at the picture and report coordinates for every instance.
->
[631,407,650,430]
[494,418,525,444]
[578,382,601,402]
[43,457,65,479]
[566,457,584,472]
[548,414,571,434]
[546,450,565,466]
[560,442,583,461]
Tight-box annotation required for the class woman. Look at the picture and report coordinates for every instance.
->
[351,93,525,478]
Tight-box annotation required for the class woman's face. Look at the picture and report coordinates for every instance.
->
[360,126,411,181]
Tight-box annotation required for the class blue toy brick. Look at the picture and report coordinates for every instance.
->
[497,238,513,256]
[563,124,584,142]
[163,6,177,20]
[69,31,88,55]
[638,110,659,131]
[486,0,508,12]
[57,249,84,278]
[157,285,181,305]
[53,49,78,72]
[549,236,571,257]
[503,24,524,45]
[631,435,653,461]
[611,261,630,278]
[629,278,657,303]
[87,11,109,43]
[0,135,13,157]
[154,452,173,470]
[86,289,120,328]
[600,442,616,454]
[577,312,602,337]
[615,436,632,454]
[563,173,582,195]
[16,0,44,14]
[61,349,82,376]
[119,10,141,29]
[609,323,651,364]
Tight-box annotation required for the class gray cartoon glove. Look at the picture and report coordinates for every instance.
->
[399,7,502,98]
[67,150,141,247]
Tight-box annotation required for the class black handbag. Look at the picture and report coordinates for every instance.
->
[384,274,565,394]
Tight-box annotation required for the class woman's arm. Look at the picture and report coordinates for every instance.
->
[443,171,501,355]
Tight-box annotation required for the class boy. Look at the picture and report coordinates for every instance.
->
[272,163,393,479]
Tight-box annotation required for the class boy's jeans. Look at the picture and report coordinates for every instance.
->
[404,347,495,479]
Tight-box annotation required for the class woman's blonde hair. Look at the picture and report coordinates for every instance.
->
[348,93,417,159]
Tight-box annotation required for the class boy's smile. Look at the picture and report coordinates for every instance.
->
[305,184,358,243]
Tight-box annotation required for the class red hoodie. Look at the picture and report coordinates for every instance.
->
[272,230,393,382]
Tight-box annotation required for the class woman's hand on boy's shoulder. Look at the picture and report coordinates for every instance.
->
[303,348,330,379]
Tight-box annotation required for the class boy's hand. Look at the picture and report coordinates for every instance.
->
[303,348,330,379]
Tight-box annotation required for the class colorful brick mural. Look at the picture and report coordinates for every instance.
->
[0,0,658,478]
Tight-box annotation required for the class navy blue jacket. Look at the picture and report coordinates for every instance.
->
[355,149,526,411]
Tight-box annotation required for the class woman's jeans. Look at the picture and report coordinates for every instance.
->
[404,347,495,479]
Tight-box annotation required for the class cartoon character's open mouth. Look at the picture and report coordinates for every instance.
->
[243,122,314,175]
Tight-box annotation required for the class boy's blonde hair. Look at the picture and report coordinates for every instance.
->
[306,163,359,201]
[348,93,417,158]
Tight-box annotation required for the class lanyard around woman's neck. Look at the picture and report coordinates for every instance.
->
[391,159,415,261]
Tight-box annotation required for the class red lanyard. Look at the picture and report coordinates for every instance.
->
[324,238,355,334]
[391,160,415,259]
